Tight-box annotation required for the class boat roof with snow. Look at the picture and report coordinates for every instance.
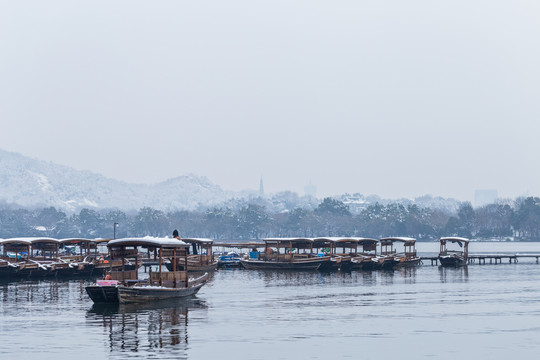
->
[107,237,189,249]
[380,237,416,246]
[1,238,33,245]
[440,237,469,244]
[181,238,214,244]
[3,237,59,244]
[59,238,96,245]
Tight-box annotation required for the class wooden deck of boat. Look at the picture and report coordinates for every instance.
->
[422,253,540,265]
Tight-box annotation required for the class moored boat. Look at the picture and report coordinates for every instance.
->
[59,238,97,276]
[438,237,469,267]
[380,237,421,268]
[1,238,56,278]
[86,237,209,304]
[239,238,332,270]
[169,236,218,272]
[343,238,379,271]
[314,237,360,272]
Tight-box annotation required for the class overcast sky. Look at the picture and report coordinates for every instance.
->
[1,1,539,202]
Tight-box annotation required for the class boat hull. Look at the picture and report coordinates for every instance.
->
[86,285,120,303]
[117,283,204,304]
[438,255,467,267]
[395,257,421,267]
[240,257,332,270]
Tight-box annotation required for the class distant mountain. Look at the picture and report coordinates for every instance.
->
[0,149,231,212]
[0,149,465,214]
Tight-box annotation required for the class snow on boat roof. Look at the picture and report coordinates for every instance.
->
[59,238,95,244]
[264,237,313,243]
[181,238,214,244]
[380,237,416,243]
[313,237,378,244]
[2,237,60,244]
[440,237,469,243]
[107,237,188,248]
[1,238,32,245]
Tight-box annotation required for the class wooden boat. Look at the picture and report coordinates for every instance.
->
[438,237,469,267]
[380,237,421,268]
[313,237,360,272]
[28,238,74,277]
[92,239,137,276]
[239,238,332,270]
[86,237,208,304]
[342,238,379,271]
[58,238,97,276]
[0,238,55,278]
[168,237,218,272]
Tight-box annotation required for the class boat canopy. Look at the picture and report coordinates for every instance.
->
[357,238,378,245]
[182,238,214,244]
[380,237,416,246]
[59,238,95,245]
[312,237,334,248]
[107,237,189,249]
[1,238,32,254]
[440,237,469,244]
[3,237,59,244]
[1,238,33,246]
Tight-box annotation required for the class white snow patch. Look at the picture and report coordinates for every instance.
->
[29,171,52,192]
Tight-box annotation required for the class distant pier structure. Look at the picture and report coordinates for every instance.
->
[423,253,540,265]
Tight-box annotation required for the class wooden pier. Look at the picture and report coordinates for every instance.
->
[422,253,540,266]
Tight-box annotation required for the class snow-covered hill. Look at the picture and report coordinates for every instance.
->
[0,149,231,211]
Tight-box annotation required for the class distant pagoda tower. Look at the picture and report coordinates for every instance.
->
[259,176,264,196]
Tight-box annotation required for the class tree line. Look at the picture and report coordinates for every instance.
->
[1,197,540,241]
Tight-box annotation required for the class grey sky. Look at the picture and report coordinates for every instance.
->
[1,1,539,202]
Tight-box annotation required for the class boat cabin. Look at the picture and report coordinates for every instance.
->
[380,237,417,258]
[1,238,31,261]
[181,238,215,269]
[59,238,96,260]
[439,237,469,266]
[261,238,317,261]
[107,237,190,287]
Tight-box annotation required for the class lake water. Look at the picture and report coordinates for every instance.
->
[1,242,540,359]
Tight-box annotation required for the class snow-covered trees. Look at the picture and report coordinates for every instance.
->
[1,197,539,240]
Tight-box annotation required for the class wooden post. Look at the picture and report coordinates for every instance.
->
[184,248,189,288]
[173,248,177,288]
[159,247,163,287]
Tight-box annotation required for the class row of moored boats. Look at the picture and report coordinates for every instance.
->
[218,236,470,271]
[1,235,469,305]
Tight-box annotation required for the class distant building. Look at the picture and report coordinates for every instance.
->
[259,176,264,196]
[304,181,317,198]
[475,189,498,207]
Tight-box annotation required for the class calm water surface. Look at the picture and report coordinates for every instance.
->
[1,242,540,359]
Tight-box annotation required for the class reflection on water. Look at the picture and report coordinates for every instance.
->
[86,298,207,359]
[438,265,469,283]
